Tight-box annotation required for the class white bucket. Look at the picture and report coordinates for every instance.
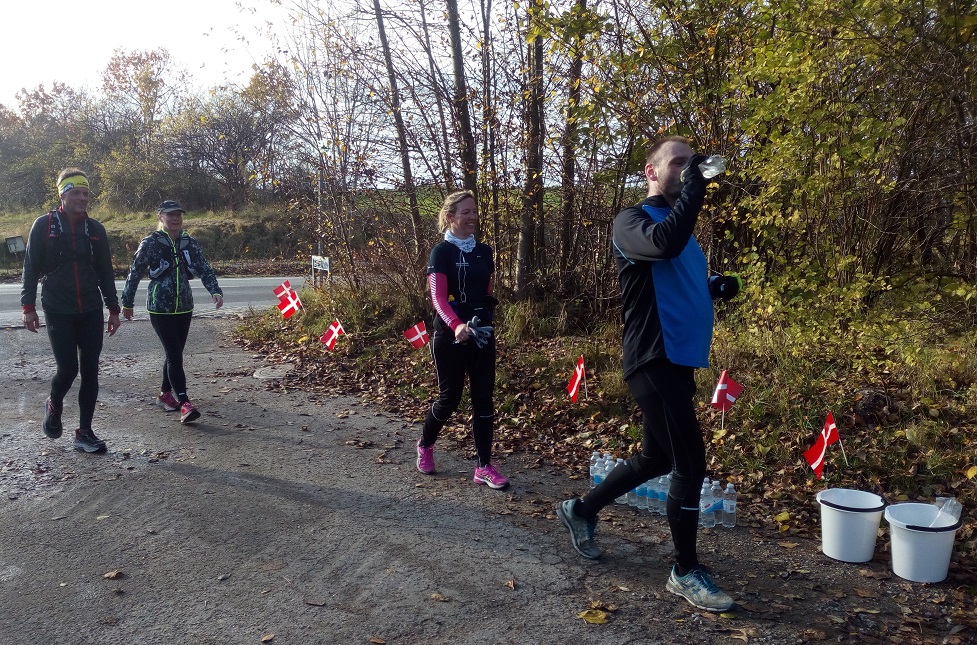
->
[815,488,885,563]
[884,503,961,583]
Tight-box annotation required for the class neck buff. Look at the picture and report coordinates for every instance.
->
[58,173,90,195]
[445,230,476,253]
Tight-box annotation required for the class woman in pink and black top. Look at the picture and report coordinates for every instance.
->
[416,190,509,489]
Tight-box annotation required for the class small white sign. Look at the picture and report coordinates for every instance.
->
[312,256,330,272]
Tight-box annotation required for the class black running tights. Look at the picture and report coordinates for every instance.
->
[149,312,193,403]
[45,309,104,431]
[421,329,496,467]
[577,359,706,573]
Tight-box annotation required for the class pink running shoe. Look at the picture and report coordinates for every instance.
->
[180,401,200,424]
[157,391,180,411]
[473,464,509,489]
[416,439,435,474]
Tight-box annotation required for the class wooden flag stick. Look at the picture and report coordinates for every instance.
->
[837,438,850,467]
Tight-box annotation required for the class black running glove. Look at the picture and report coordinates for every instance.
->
[708,274,743,300]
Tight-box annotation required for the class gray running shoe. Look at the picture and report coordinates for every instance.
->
[43,398,63,439]
[73,429,107,454]
[665,566,735,612]
[555,499,601,559]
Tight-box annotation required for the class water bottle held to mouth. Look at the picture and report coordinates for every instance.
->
[699,155,727,179]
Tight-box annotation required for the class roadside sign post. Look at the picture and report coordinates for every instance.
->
[312,255,331,288]
[5,236,25,262]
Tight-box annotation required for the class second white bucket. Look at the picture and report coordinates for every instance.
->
[815,488,885,562]
[884,503,961,583]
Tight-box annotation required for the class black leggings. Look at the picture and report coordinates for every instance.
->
[578,359,706,573]
[45,309,104,431]
[421,328,496,466]
[149,312,193,402]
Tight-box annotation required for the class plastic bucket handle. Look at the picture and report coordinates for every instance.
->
[818,498,885,514]
[904,518,963,532]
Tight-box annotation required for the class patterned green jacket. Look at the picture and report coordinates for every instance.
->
[121,230,222,314]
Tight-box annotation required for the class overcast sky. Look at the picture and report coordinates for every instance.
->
[1,0,286,108]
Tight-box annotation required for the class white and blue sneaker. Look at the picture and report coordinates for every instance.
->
[666,566,735,612]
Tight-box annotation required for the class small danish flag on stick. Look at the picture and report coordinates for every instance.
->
[274,280,302,319]
[320,320,345,351]
[803,412,849,479]
[403,321,429,349]
[567,355,587,403]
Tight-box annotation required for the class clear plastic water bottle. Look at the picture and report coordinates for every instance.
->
[646,477,659,514]
[636,482,649,510]
[589,450,601,488]
[614,459,628,504]
[723,483,737,528]
[698,477,710,525]
[627,486,639,507]
[594,453,611,487]
[700,480,716,528]
[658,474,670,515]
[699,155,726,179]
[711,480,724,526]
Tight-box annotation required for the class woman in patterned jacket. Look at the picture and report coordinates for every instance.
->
[120,200,224,423]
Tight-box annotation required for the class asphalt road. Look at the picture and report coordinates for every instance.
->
[0,276,307,328]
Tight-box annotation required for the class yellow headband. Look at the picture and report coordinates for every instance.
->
[58,174,90,196]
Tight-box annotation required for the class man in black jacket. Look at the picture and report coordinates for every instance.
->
[556,136,741,612]
[21,168,121,453]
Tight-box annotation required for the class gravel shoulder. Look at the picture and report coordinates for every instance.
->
[0,317,973,645]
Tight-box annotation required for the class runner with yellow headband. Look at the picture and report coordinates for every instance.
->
[21,167,121,454]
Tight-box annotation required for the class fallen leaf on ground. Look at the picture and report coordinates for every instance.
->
[304,597,326,606]
[430,592,450,602]
[577,609,610,624]
[102,570,124,579]
[728,627,756,641]
[858,569,890,580]
[261,634,274,643]
[505,579,516,590]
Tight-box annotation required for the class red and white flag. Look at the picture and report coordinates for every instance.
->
[320,320,345,351]
[403,321,429,349]
[711,370,744,412]
[274,280,302,319]
[273,280,292,298]
[567,355,585,403]
[804,412,840,479]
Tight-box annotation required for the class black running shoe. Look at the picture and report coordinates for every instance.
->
[43,398,63,439]
[73,428,107,453]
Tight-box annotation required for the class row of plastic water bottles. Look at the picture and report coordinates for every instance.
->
[588,451,737,528]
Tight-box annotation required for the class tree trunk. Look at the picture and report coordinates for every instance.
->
[446,0,479,196]
[419,0,455,189]
[516,0,545,299]
[559,0,586,292]
[372,0,423,264]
